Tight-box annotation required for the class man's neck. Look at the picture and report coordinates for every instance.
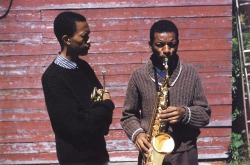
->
[60,50,79,63]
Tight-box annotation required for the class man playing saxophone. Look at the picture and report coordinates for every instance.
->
[120,20,211,165]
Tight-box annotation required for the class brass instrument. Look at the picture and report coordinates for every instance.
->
[143,58,175,165]
[91,69,106,102]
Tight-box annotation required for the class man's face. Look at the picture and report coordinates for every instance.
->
[150,32,178,60]
[67,21,91,56]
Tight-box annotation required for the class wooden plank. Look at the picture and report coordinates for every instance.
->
[0,10,42,22]
[0,89,44,100]
[0,50,232,67]
[200,128,231,137]
[6,0,231,11]
[0,61,231,77]
[0,137,229,154]
[206,93,231,105]
[0,151,229,164]
[0,27,230,45]
[0,82,231,102]
[0,119,231,143]
[113,105,231,119]
[0,71,231,89]
[0,88,128,100]
[110,116,232,128]
[108,137,230,160]
[0,103,231,121]
[0,84,231,98]
[0,109,50,122]
[0,115,230,138]
[0,56,231,72]
[40,6,232,21]
[106,128,231,140]
[0,109,231,130]
[0,136,229,163]
[0,17,231,34]
[0,152,58,164]
[41,28,231,44]
[109,151,138,162]
[0,99,46,110]
[0,33,43,44]
[210,105,232,116]
[0,38,231,56]
[200,74,231,84]
[0,92,231,111]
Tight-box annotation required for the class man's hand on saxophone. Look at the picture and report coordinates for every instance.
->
[158,106,186,124]
[135,133,151,154]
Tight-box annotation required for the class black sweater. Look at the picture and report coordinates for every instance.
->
[42,59,114,164]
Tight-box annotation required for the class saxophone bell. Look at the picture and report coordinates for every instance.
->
[152,133,175,154]
[143,133,174,165]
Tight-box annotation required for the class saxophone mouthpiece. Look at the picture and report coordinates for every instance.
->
[162,57,168,67]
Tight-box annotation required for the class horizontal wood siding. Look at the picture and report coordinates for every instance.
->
[0,0,232,164]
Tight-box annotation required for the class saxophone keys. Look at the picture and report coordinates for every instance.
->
[153,125,159,131]
[152,131,157,137]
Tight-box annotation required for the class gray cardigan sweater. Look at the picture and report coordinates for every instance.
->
[120,58,211,152]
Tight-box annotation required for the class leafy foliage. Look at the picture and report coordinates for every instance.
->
[229,1,250,164]
[228,132,246,164]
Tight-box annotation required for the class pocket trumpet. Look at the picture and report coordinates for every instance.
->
[91,69,106,102]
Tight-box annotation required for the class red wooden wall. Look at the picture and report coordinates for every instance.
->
[0,0,232,164]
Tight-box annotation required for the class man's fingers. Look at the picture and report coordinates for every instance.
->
[160,115,181,123]
[159,107,184,120]
[134,143,141,151]
[135,133,151,153]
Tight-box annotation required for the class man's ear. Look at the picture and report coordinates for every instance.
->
[62,35,70,45]
[175,40,179,49]
[148,41,152,49]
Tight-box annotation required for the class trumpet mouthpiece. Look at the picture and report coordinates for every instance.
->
[102,69,106,74]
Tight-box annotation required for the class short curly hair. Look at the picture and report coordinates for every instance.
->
[54,11,87,50]
[149,20,179,43]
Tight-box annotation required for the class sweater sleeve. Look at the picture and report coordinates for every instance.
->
[182,74,211,128]
[120,73,145,143]
[42,73,114,144]
[92,100,114,135]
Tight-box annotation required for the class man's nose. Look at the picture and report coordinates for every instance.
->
[162,44,171,54]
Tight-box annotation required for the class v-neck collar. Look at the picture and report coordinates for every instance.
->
[147,59,182,87]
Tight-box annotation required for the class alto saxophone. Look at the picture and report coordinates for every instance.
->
[143,57,175,165]
[91,69,106,102]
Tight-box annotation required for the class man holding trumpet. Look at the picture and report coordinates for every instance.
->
[42,11,114,165]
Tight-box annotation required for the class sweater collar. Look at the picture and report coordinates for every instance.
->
[147,57,182,87]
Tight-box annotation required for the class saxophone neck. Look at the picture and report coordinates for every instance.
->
[161,58,169,89]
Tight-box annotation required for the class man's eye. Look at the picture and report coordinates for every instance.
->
[82,36,89,43]
[155,43,165,47]
[168,43,177,48]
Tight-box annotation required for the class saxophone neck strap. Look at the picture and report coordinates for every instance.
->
[153,67,160,92]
